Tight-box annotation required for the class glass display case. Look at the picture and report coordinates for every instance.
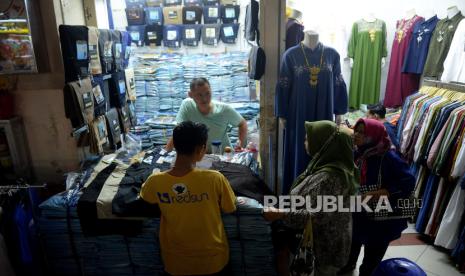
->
[0,0,48,74]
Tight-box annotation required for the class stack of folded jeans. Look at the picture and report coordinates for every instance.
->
[130,51,259,148]
[38,189,276,276]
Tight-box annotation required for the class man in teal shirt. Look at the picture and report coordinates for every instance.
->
[166,78,248,152]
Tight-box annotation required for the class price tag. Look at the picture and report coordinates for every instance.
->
[223,26,234,37]
[131,32,140,41]
[76,40,88,60]
[150,11,159,20]
[225,8,235,18]
[119,80,126,94]
[185,29,196,39]
[208,7,218,17]
[206,28,216,38]
[167,30,177,40]
[186,11,196,21]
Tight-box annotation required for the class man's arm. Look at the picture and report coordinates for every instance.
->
[165,99,189,151]
[165,137,174,151]
[237,119,248,148]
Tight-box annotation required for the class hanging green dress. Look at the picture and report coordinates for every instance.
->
[348,19,387,109]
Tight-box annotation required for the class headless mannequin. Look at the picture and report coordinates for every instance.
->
[423,9,436,20]
[447,6,460,19]
[288,9,303,23]
[350,13,386,68]
[302,30,319,50]
[405,9,416,20]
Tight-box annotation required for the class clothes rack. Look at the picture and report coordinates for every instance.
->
[422,78,465,92]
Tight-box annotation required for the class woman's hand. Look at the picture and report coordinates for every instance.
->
[263,207,286,221]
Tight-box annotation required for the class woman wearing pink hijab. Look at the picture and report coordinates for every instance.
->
[338,118,415,276]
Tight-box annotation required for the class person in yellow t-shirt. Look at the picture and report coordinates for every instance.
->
[140,121,237,276]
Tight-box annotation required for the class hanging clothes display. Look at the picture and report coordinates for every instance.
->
[403,15,439,75]
[384,15,424,108]
[275,43,348,193]
[422,13,464,78]
[285,18,304,50]
[348,19,387,109]
[441,19,465,83]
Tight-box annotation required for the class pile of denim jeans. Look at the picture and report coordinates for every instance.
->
[130,51,259,149]
[38,184,276,275]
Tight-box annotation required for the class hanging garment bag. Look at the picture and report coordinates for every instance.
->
[126,7,146,25]
[182,25,202,46]
[111,30,124,71]
[202,24,221,45]
[203,6,220,24]
[163,6,183,25]
[59,25,90,83]
[98,29,114,74]
[163,25,182,48]
[63,78,94,128]
[118,104,132,134]
[91,76,107,117]
[163,0,182,6]
[220,23,239,43]
[121,31,131,68]
[105,108,122,150]
[88,27,102,75]
[145,24,164,46]
[126,25,146,47]
[125,0,146,8]
[109,71,127,108]
[183,6,203,25]
[221,5,240,24]
[89,116,109,154]
[125,68,137,101]
[146,0,162,6]
[145,7,163,25]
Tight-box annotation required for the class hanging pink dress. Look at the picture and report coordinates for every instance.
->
[384,15,424,108]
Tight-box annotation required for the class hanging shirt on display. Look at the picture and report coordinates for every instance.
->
[182,6,203,25]
[202,24,221,45]
[441,19,465,83]
[220,23,239,44]
[285,18,304,50]
[348,19,387,109]
[145,7,163,25]
[203,6,220,24]
[126,25,146,46]
[220,5,240,24]
[423,13,464,78]
[163,25,182,48]
[145,24,163,46]
[384,15,424,108]
[163,6,183,25]
[182,25,202,46]
[402,15,439,75]
[275,43,348,193]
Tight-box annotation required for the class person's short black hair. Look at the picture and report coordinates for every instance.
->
[190,77,210,91]
[367,103,386,119]
[173,121,208,155]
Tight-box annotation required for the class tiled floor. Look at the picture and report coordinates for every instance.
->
[341,224,463,276]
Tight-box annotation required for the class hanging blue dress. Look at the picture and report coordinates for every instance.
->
[275,43,348,194]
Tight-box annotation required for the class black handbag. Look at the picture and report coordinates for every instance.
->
[290,220,314,276]
[360,154,418,221]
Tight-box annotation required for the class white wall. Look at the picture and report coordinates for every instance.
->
[293,0,465,101]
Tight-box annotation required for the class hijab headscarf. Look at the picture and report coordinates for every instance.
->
[291,120,358,195]
[354,118,392,186]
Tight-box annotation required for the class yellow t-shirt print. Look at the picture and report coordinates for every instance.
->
[140,169,236,275]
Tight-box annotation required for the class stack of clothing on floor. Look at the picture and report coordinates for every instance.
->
[393,86,465,273]
[37,148,275,276]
